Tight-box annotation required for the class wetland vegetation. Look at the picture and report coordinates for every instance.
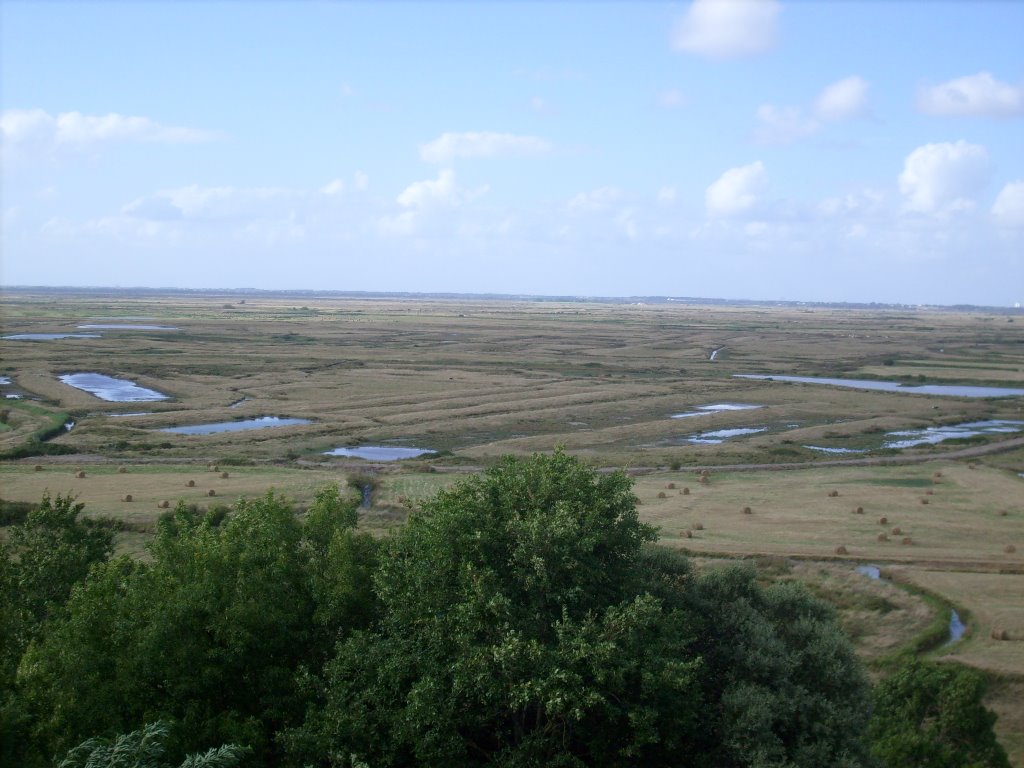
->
[1,288,1022,765]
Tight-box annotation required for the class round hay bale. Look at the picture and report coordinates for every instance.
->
[692,522,703,531]
[699,476,709,485]
[900,536,913,546]
[682,487,690,495]
[207,489,216,497]
[991,628,1009,641]
[855,506,864,514]
[892,526,902,535]
[968,463,976,470]
[700,469,709,477]
[1005,544,1017,554]
[684,530,693,539]
[878,516,888,525]
[75,470,85,479]
[657,491,667,499]
[828,490,839,498]
[834,545,848,555]
[666,482,676,490]
[920,497,929,505]
[186,479,195,487]
[877,533,889,542]
[742,506,752,514]
[208,464,218,471]
[997,510,1008,517]
[925,489,934,495]
[118,466,128,474]
[220,471,229,479]
[33,464,43,472]
[933,471,942,478]
[158,500,170,509]
[122,494,132,503]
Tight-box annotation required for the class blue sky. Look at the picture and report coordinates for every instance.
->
[2,0,1022,305]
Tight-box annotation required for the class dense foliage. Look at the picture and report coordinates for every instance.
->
[0,453,1012,767]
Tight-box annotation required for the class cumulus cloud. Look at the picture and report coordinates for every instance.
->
[0,108,217,148]
[755,75,869,144]
[992,181,1024,228]
[813,76,870,121]
[898,141,990,213]
[671,0,779,59]
[396,169,487,208]
[321,179,345,196]
[706,161,766,216]
[419,131,551,164]
[917,72,1024,118]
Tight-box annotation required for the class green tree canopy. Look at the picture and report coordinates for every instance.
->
[297,450,873,767]
[869,660,1010,768]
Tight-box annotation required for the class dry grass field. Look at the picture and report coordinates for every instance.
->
[2,289,1023,762]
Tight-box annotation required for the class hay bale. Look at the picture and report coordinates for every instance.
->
[901,536,913,546]
[892,526,902,535]
[117,466,128,474]
[657,491,667,499]
[122,494,132,503]
[1005,544,1017,554]
[854,506,864,514]
[208,464,218,471]
[186,480,195,487]
[933,471,942,478]
[828,490,839,498]
[700,469,709,477]
[925,489,934,495]
[991,628,1009,641]
[158,500,170,509]
[834,545,848,555]
[968,463,976,470]
[742,506,752,514]
[75,471,85,479]
[682,487,690,495]
[684,530,693,539]
[997,510,1008,517]
[220,471,229,479]
[692,522,704,531]
[877,533,889,542]
[920,497,929,505]
[699,476,709,485]
[33,464,43,472]
[207,489,216,497]
[878,516,888,525]
[666,482,676,490]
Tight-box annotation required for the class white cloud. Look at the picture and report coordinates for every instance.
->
[706,161,766,216]
[567,186,623,212]
[917,72,1024,118]
[813,76,869,121]
[755,76,869,145]
[992,181,1024,228]
[818,188,886,217]
[898,141,990,213]
[321,179,345,196]
[419,131,551,164]
[657,186,678,205]
[396,169,487,208]
[671,0,779,59]
[657,89,687,109]
[0,108,217,148]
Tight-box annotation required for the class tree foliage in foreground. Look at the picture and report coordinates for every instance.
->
[295,450,874,767]
[869,660,1010,768]
[57,721,244,768]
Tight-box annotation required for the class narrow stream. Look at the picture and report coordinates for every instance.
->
[856,564,964,646]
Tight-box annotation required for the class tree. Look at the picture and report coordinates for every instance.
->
[869,660,1010,768]
[17,489,378,767]
[297,450,873,767]
[57,721,244,768]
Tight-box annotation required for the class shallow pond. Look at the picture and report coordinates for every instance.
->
[685,427,767,445]
[323,445,436,461]
[671,403,761,419]
[3,333,102,340]
[805,445,867,454]
[734,374,1024,398]
[161,416,311,435]
[60,373,169,402]
[883,419,1024,449]
[0,376,9,385]
[77,324,178,330]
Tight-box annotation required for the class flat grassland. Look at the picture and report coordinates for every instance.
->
[2,289,1023,762]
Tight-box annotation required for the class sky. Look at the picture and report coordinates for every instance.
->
[2,0,1023,306]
